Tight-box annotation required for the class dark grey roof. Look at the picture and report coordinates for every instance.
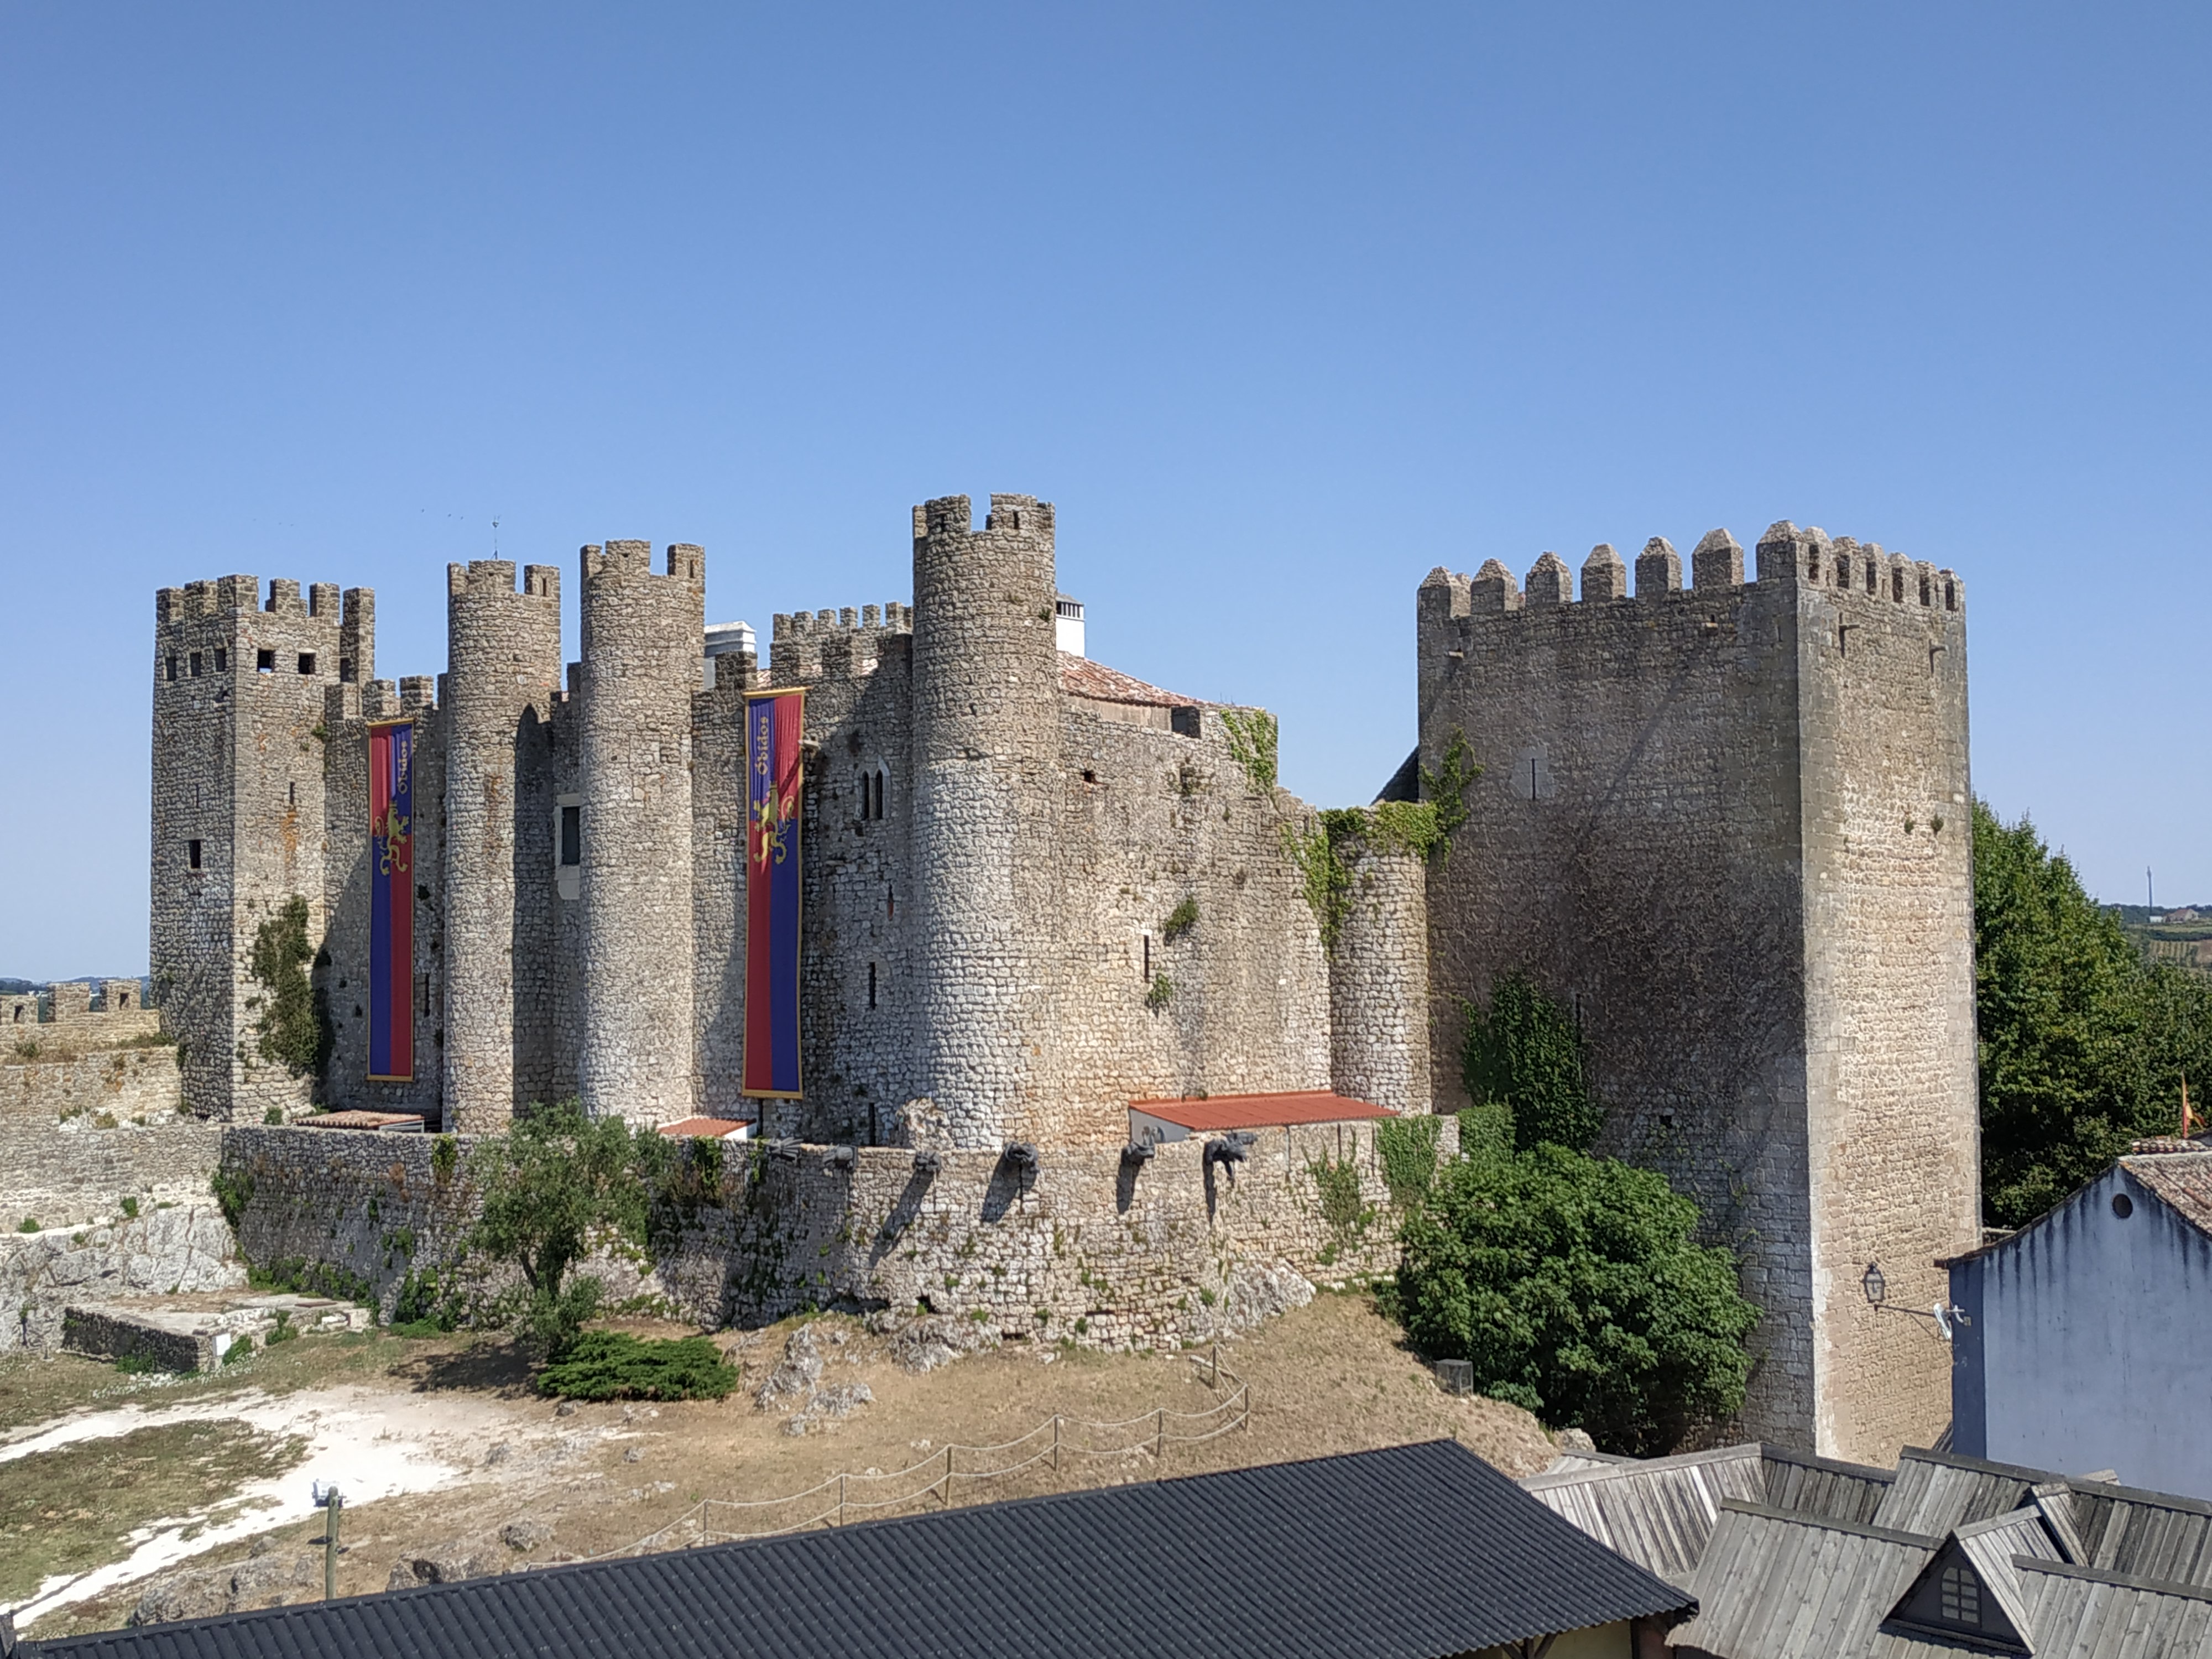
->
[1520,1442,1895,1588]
[24,1442,1692,1659]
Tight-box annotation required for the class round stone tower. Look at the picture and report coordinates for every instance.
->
[442,559,562,1133]
[1328,825,1433,1114]
[578,540,705,1125]
[908,494,1062,1147]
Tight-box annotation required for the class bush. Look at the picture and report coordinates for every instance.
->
[1395,1143,1759,1455]
[1455,1103,1514,1168]
[535,1331,740,1401]
[1462,972,1603,1153]
[119,1196,139,1219]
[1376,1115,1443,1206]
[17,1218,38,1233]
[249,895,331,1077]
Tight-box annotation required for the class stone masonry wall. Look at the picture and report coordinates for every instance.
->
[217,1117,1452,1345]
[0,1124,225,1229]
[1,1046,184,1125]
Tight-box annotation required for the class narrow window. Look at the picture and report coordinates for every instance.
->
[1807,552,1820,582]
[190,652,204,677]
[1919,575,1932,606]
[561,805,582,867]
[288,781,296,806]
[165,655,178,682]
[868,963,878,1009]
[298,652,316,675]
[1944,578,1957,612]
[887,885,895,920]
[256,649,274,673]
[188,839,202,870]
[338,656,354,684]
[872,769,886,820]
[1835,556,1849,588]
[214,648,228,672]
[1144,934,1152,979]
[1892,567,1905,602]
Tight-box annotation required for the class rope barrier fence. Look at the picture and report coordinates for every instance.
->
[578,1347,1251,1561]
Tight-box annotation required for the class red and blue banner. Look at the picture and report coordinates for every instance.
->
[743,689,805,1099]
[367,720,415,1082]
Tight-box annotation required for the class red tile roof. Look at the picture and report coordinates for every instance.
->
[1128,1090,1395,1132]
[294,1110,425,1133]
[658,1116,754,1139]
[1058,652,1209,710]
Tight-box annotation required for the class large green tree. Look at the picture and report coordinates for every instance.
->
[1396,1144,1759,1454]
[1975,801,2212,1225]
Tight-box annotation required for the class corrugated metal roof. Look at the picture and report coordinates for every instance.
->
[1129,1092,1394,1131]
[23,1442,1693,1659]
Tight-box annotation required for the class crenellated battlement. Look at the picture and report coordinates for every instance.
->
[446,559,561,605]
[582,541,705,588]
[156,575,357,623]
[911,493,1056,541]
[1419,523,1964,619]
[767,601,914,682]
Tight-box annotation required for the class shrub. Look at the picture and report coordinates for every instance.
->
[1219,708,1279,792]
[1161,897,1199,943]
[265,1311,299,1345]
[212,1167,255,1229]
[119,1196,139,1219]
[1396,1144,1759,1454]
[1462,972,1603,1153]
[1145,974,1174,1012]
[1455,1103,1514,1168]
[535,1331,741,1401]
[114,1353,158,1375]
[17,1218,38,1233]
[1376,1115,1443,1207]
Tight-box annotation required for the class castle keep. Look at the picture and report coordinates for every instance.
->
[1412,524,1978,1456]
[144,494,1978,1463]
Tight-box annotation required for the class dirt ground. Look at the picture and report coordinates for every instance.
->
[3,1291,1557,1637]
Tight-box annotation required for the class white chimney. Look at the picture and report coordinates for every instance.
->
[1055,595,1086,658]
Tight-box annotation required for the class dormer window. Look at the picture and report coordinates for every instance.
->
[1885,1542,2027,1652]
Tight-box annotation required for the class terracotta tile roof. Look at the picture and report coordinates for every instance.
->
[293,1110,424,1132]
[657,1116,753,1138]
[2123,1147,2212,1234]
[1057,651,1209,709]
[1128,1089,1395,1131]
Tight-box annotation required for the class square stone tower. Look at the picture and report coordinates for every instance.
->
[1416,523,1979,1463]
[150,576,369,1119]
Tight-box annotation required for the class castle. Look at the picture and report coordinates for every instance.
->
[145,494,1977,1462]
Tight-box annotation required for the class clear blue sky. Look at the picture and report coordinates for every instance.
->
[3,3,2206,978]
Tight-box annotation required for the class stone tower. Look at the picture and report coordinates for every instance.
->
[578,540,705,1125]
[442,559,563,1131]
[907,494,1063,1147]
[150,576,367,1119]
[1416,523,1978,1464]
[1328,831,1433,1116]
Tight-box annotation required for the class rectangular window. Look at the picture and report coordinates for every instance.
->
[165,655,178,682]
[288,781,296,806]
[213,648,227,672]
[190,652,204,677]
[868,962,878,1009]
[187,839,202,870]
[256,649,274,673]
[560,805,581,866]
[298,652,316,675]
[339,657,354,684]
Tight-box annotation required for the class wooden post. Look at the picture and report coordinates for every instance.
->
[1052,1414,1061,1473]
[1211,1343,1220,1389]
[942,1443,953,1505]
[322,1491,342,1601]
[1155,1407,1164,1463]
[838,1473,846,1527]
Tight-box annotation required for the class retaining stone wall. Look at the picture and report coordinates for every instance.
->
[1,1206,242,1353]
[218,1115,1454,1344]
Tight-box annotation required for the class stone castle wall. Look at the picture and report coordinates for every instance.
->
[0,1123,224,1229]
[215,1117,1450,1342]
[1,1046,184,1125]
[1328,835,1432,1116]
[1415,524,1976,1462]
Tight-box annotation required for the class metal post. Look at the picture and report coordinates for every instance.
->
[323,1491,342,1601]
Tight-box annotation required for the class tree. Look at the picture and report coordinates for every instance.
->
[469,1100,661,1357]
[1975,802,2212,1225]
[1395,1144,1760,1454]
[1462,971,1603,1152]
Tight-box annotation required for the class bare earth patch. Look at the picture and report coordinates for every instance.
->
[6,1291,1553,1637]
